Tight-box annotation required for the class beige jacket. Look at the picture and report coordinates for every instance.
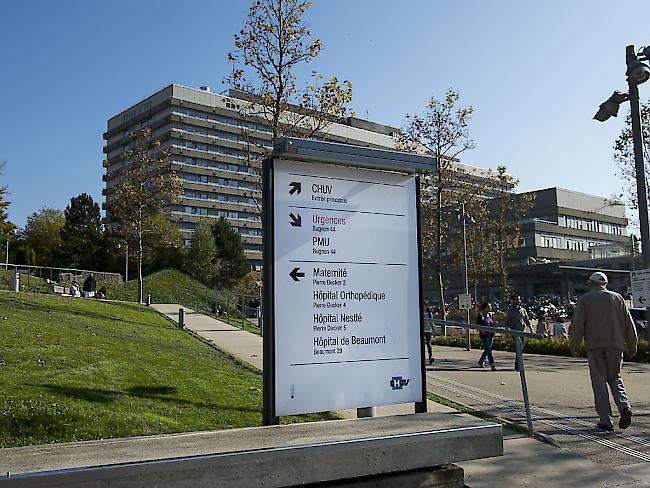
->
[569,286,638,354]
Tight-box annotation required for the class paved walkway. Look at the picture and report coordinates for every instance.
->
[152,304,263,370]
[150,305,650,487]
[428,345,650,472]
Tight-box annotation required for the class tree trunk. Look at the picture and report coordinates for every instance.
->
[138,253,143,304]
[435,186,447,319]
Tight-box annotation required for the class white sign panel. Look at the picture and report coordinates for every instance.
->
[272,159,423,416]
[631,268,650,307]
[458,293,472,310]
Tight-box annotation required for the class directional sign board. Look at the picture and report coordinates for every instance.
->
[458,293,472,311]
[263,147,426,419]
[631,268,650,308]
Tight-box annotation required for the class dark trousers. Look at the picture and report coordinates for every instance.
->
[424,332,433,360]
[479,335,495,365]
[514,337,526,369]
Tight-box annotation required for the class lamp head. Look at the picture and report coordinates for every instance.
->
[626,58,650,85]
[594,90,629,122]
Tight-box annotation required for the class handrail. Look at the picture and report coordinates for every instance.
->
[427,318,542,340]
[427,317,537,434]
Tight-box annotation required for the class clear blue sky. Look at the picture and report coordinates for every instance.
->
[1,0,649,227]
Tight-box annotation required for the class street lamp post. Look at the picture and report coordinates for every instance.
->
[627,46,650,269]
[595,44,650,268]
[461,202,471,351]
[124,243,129,283]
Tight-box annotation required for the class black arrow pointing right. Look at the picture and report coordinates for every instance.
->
[289,213,302,227]
[289,181,301,195]
[289,267,305,282]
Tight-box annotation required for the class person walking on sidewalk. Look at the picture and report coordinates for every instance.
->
[423,303,434,365]
[569,272,638,431]
[505,293,531,371]
[477,302,497,371]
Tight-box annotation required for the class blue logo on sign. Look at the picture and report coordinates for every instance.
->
[390,376,410,390]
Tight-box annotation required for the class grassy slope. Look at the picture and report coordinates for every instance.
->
[0,292,334,448]
[106,269,260,333]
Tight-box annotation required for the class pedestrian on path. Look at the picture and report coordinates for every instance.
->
[553,316,568,338]
[569,272,638,431]
[423,303,434,364]
[477,302,497,371]
[505,293,531,371]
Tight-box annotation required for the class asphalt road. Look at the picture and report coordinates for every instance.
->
[427,345,650,471]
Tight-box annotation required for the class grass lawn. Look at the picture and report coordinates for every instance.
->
[0,292,336,448]
[106,269,260,333]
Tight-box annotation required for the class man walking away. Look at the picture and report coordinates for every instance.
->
[505,293,531,371]
[569,272,638,431]
[477,303,497,371]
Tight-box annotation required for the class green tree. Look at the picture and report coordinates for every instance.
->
[106,128,183,303]
[228,0,354,146]
[398,90,477,316]
[0,162,16,242]
[19,207,65,267]
[185,219,220,285]
[213,217,249,287]
[482,167,535,299]
[60,193,102,269]
[227,0,354,213]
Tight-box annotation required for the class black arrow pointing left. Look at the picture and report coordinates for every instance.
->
[289,267,305,282]
[289,213,302,227]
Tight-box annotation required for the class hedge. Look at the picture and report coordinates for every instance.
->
[432,334,650,362]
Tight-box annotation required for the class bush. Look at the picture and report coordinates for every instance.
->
[432,334,649,362]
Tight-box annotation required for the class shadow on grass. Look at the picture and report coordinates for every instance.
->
[35,384,260,414]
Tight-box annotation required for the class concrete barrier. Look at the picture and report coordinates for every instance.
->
[0,413,501,487]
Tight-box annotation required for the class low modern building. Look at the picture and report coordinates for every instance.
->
[459,187,632,301]
[103,83,504,266]
[510,187,629,266]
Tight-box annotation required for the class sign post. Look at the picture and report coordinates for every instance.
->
[631,268,650,307]
[263,139,436,423]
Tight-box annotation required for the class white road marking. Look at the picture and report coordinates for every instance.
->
[428,374,650,463]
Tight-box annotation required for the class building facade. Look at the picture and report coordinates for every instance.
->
[510,187,629,266]
[103,83,503,266]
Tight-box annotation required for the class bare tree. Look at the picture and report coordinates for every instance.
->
[398,90,476,317]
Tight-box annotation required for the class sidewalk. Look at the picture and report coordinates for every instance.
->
[151,304,263,370]
[150,305,650,487]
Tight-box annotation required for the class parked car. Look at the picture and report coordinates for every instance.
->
[629,308,648,340]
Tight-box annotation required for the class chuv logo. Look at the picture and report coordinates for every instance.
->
[390,376,410,390]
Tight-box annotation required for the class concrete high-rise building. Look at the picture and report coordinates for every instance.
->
[103,83,502,266]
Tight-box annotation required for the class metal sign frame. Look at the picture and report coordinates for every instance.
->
[262,138,436,425]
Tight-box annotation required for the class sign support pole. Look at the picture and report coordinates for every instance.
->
[262,158,279,426]
[415,176,428,414]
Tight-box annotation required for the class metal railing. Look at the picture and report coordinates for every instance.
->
[2,263,123,293]
[174,284,261,333]
[428,318,541,434]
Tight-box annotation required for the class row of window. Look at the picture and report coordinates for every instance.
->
[180,205,261,222]
[184,189,257,207]
[173,124,271,150]
[558,215,625,236]
[539,233,611,251]
[174,156,258,176]
[180,220,263,237]
[179,172,258,190]
[174,108,272,134]
[173,140,251,161]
